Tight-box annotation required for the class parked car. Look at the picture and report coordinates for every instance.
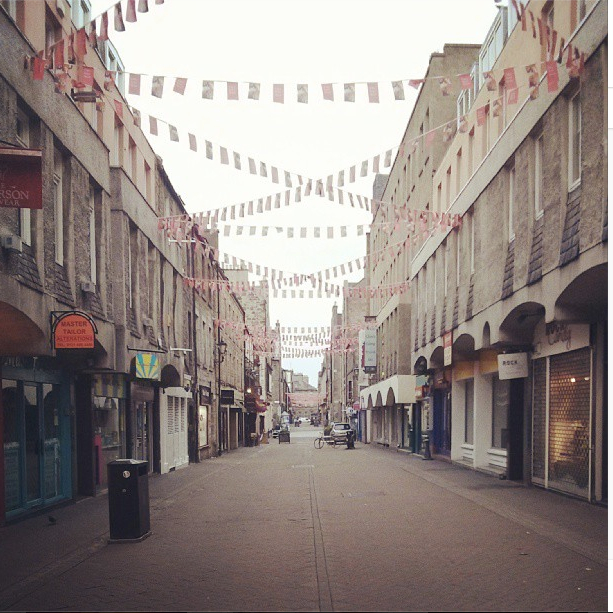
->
[331,422,353,442]
[271,425,281,438]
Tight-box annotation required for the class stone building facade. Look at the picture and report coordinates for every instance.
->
[0,0,231,523]
[360,44,481,450]
[407,0,606,502]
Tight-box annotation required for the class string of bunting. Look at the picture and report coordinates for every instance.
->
[99,0,583,105]
[130,104,397,192]
[139,53,580,220]
[159,205,462,246]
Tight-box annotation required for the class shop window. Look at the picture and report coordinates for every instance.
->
[199,405,209,447]
[548,349,591,492]
[93,396,125,492]
[464,379,474,444]
[492,376,510,449]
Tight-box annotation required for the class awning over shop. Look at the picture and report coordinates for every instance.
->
[359,374,417,409]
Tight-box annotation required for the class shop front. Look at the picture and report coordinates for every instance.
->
[160,387,190,473]
[360,376,416,448]
[129,380,156,469]
[431,369,452,457]
[531,322,592,499]
[2,357,71,520]
[76,372,128,496]
[197,386,212,460]
[414,375,430,455]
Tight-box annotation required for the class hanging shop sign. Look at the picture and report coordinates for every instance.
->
[497,353,529,380]
[532,321,590,359]
[359,329,377,373]
[51,311,97,349]
[0,148,43,209]
[134,353,161,380]
[443,331,453,366]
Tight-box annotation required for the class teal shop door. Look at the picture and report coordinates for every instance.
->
[3,380,68,516]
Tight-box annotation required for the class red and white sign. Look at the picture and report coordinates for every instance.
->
[0,148,43,209]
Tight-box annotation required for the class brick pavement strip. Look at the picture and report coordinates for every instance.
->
[0,432,607,612]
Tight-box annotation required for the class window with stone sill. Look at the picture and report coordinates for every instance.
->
[71,0,90,29]
[535,133,544,219]
[508,164,516,242]
[568,90,581,190]
[53,152,64,266]
[16,108,32,246]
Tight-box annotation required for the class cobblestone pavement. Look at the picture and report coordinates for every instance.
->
[0,428,608,612]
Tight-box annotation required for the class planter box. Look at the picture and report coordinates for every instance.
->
[278,431,290,443]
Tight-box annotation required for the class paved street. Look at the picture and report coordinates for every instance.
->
[0,425,607,612]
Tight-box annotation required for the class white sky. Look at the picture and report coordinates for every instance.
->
[90,0,501,384]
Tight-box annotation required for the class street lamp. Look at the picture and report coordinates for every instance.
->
[217,339,227,456]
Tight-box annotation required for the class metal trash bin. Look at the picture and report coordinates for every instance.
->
[107,459,151,543]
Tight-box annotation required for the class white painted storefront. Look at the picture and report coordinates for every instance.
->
[160,387,190,474]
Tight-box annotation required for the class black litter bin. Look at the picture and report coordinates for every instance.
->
[107,459,151,542]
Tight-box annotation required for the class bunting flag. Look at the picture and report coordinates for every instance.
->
[130,104,397,191]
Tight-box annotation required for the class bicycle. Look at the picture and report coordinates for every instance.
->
[314,435,325,449]
[313,432,340,449]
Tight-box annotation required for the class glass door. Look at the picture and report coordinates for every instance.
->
[43,384,61,499]
[3,380,21,513]
[24,384,42,506]
[134,401,152,463]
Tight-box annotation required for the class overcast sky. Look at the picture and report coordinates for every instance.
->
[90,0,501,384]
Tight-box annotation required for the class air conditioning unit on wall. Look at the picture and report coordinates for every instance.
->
[1,235,23,253]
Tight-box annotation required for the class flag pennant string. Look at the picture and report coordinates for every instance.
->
[130,104,396,192]
[132,66,565,207]
[31,0,586,134]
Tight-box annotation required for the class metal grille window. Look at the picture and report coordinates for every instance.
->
[532,358,547,480]
[548,348,591,493]
[174,403,180,434]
